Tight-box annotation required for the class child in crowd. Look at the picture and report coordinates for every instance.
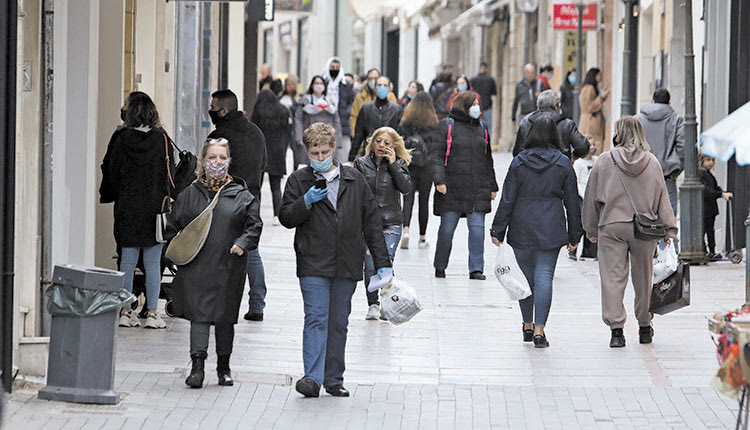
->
[699,154,733,261]
[571,138,598,260]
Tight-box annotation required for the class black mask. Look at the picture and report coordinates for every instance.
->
[329,69,340,79]
[120,109,127,122]
[208,109,222,125]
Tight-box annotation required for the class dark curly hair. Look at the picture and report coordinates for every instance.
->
[123,91,161,128]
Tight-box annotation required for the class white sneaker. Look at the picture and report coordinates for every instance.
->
[273,217,281,226]
[400,232,409,249]
[365,304,380,320]
[418,240,429,249]
[144,312,167,329]
[119,310,140,327]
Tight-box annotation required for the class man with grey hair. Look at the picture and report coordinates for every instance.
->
[513,89,590,158]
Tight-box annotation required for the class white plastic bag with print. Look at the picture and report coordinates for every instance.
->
[494,243,531,300]
[653,242,678,284]
[379,279,423,325]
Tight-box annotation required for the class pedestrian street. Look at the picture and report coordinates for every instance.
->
[4,152,744,429]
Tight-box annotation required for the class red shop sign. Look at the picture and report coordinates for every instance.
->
[553,4,598,31]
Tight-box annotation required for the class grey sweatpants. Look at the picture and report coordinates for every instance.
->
[597,222,657,329]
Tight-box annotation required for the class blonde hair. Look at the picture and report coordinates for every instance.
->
[614,116,650,152]
[196,137,231,177]
[364,127,412,165]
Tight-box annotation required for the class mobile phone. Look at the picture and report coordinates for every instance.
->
[314,179,327,190]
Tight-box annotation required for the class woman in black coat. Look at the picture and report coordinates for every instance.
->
[167,138,262,389]
[490,116,581,348]
[560,68,576,120]
[354,127,411,320]
[252,89,291,224]
[430,91,498,280]
[99,91,174,330]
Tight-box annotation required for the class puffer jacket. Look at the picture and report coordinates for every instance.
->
[353,155,411,227]
[635,103,685,178]
[349,100,403,161]
[512,108,590,158]
[295,94,342,142]
[430,109,499,215]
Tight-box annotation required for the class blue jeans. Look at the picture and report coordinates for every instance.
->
[298,276,356,387]
[246,248,267,313]
[121,244,163,311]
[513,248,560,327]
[434,211,486,273]
[364,225,402,306]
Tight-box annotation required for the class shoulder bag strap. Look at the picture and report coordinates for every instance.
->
[164,133,176,190]
[445,118,453,166]
[611,156,638,214]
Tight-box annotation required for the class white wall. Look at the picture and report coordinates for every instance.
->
[364,18,382,71]
[398,26,417,96]
[227,2,245,109]
[416,18,441,88]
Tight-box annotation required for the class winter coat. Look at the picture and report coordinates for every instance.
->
[491,148,582,249]
[349,88,398,134]
[99,127,175,248]
[353,155,412,227]
[279,165,392,280]
[253,112,291,177]
[560,80,575,119]
[470,73,497,111]
[578,84,605,150]
[398,123,437,168]
[207,111,267,199]
[635,103,685,178]
[512,108,590,158]
[430,110,499,215]
[512,79,538,121]
[259,76,283,96]
[700,169,723,219]
[350,100,403,161]
[582,146,678,239]
[167,178,262,324]
[446,90,482,112]
[295,94,342,142]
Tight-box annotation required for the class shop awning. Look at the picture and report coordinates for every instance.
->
[700,100,750,165]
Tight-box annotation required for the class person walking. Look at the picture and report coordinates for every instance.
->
[635,88,685,217]
[399,80,424,108]
[699,154,733,260]
[429,65,455,120]
[536,65,553,92]
[279,123,391,398]
[512,64,538,129]
[578,68,610,153]
[512,90,590,159]
[572,139,599,260]
[445,75,482,113]
[560,68,576,120]
[296,75,342,150]
[471,62,498,137]
[99,91,173,329]
[258,63,282,95]
[251,89,291,226]
[280,75,307,171]
[350,68,398,139]
[349,76,403,161]
[582,117,677,348]
[431,91,498,280]
[354,127,412,320]
[323,57,356,164]
[490,116,581,348]
[207,89,269,322]
[167,138,262,388]
[399,91,438,250]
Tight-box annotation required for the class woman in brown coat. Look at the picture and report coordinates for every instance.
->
[578,68,610,153]
[582,117,677,349]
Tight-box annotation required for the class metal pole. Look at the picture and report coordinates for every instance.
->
[678,0,706,266]
[573,4,584,124]
[620,0,638,116]
[523,12,530,65]
[243,4,258,115]
[40,0,54,337]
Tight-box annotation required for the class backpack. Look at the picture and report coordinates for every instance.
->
[169,138,197,196]
[444,118,489,166]
[404,133,428,167]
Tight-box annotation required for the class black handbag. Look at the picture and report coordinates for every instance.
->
[612,158,667,242]
[649,263,690,315]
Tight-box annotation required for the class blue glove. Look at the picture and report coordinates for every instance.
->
[303,185,328,206]
[377,267,393,279]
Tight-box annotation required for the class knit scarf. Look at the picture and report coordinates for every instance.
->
[199,174,232,192]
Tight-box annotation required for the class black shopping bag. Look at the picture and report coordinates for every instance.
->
[649,263,690,315]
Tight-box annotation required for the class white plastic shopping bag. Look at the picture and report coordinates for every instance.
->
[379,279,423,325]
[494,243,532,300]
[653,242,678,284]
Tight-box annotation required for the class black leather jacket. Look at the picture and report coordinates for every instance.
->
[353,155,412,227]
[512,108,590,159]
[349,100,403,161]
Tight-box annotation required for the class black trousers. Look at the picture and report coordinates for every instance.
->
[703,216,716,254]
[190,322,234,357]
[262,174,283,216]
[402,165,432,236]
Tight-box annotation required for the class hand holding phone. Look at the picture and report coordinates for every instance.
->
[314,179,327,190]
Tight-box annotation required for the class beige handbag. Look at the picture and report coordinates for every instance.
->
[165,184,226,265]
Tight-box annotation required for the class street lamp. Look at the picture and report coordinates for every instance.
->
[620,0,639,116]
[572,1,585,124]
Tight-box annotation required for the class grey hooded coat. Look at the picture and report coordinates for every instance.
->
[635,103,685,178]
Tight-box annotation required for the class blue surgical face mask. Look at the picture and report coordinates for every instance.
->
[368,79,376,90]
[457,83,468,92]
[310,155,333,172]
[407,93,416,99]
[376,85,389,100]
[568,75,576,84]
[469,105,481,119]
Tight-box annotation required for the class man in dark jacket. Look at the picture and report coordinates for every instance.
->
[208,89,269,322]
[513,90,590,158]
[471,61,498,138]
[279,123,391,398]
[512,64,538,129]
[349,76,403,161]
[635,88,685,216]
[323,57,356,163]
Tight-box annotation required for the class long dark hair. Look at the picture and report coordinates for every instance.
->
[400,80,424,102]
[123,91,161,128]
[564,68,576,87]
[401,91,438,130]
[455,74,472,90]
[449,91,478,116]
[524,116,563,151]
[582,68,601,96]
[306,75,327,96]
[251,89,289,131]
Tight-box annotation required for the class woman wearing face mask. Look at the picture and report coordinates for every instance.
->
[431,91,498,280]
[399,80,424,108]
[354,127,412,320]
[578,68,610,154]
[295,75,341,152]
[167,138,263,388]
[560,68,576,120]
[445,75,482,113]
[99,91,174,330]
[349,76,403,162]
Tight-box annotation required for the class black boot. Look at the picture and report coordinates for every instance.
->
[610,328,626,348]
[185,353,206,388]
[217,354,234,386]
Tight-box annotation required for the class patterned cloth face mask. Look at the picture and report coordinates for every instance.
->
[204,159,230,180]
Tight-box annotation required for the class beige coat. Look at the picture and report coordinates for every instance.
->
[578,84,605,152]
